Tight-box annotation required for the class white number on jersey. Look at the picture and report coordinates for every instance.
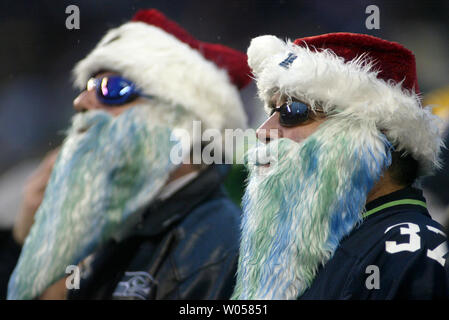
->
[384,222,448,266]
[385,223,421,253]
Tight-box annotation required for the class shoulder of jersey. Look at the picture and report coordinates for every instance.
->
[341,209,447,266]
[364,210,447,267]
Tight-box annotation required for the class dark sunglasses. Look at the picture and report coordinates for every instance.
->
[86,75,153,106]
[271,101,324,127]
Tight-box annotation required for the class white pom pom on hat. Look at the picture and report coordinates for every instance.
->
[247,35,286,76]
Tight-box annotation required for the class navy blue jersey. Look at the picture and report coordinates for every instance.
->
[299,187,449,299]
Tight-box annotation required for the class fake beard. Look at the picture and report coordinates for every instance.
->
[8,105,179,300]
[232,118,392,300]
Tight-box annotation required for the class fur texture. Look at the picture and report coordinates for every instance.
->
[232,116,392,300]
[73,22,248,135]
[247,35,443,175]
[8,104,178,299]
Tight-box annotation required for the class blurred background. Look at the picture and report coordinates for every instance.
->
[0,0,448,227]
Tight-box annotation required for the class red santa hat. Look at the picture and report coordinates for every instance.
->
[247,32,442,175]
[73,9,251,135]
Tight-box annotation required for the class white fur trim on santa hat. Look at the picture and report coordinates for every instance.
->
[73,22,247,134]
[247,35,443,175]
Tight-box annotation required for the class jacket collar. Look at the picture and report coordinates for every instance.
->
[132,164,231,237]
[362,186,428,220]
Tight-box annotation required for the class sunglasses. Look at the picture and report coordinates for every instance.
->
[86,75,153,105]
[271,101,324,127]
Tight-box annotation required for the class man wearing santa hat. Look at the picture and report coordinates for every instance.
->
[232,33,449,299]
[4,9,251,300]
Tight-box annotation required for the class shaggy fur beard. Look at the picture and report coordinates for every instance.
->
[232,117,392,300]
[8,104,178,299]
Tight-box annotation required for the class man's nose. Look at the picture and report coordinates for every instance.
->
[73,90,102,112]
[256,112,282,144]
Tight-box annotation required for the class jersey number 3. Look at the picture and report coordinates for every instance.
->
[384,222,448,266]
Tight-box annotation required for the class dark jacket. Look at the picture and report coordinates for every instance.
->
[0,230,22,299]
[299,187,449,300]
[1,165,242,300]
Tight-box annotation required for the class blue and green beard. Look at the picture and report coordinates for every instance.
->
[8,105,179,300]
[232,118,392,300]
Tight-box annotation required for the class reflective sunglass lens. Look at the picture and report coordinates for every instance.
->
[99,77,133,99]
[96,76,137,105]
[85,76,144,106]
[279,101,309,126]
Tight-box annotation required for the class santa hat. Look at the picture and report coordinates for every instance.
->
[247,33,443,175]
[73,9,251,135]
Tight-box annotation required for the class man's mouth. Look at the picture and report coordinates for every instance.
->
[254,158,274,176]
[72,111,107,135]
[77,126,89,134]
[75,118,97,134]
[255,161,271,167]
[255,148,273,167]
